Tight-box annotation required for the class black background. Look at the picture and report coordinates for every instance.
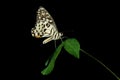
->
[2,0,120,80]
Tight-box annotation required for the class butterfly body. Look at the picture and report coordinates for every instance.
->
[31,7,63,44]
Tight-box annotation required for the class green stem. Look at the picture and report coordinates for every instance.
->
[81,49,120,80]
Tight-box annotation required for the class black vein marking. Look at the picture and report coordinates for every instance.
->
[46,23,50,27]
[39,27,41,29]
[42,24,45,28]
[38,24,40,27]
[54,32,57,39]
[49,27,53,36]
[41,17,46,22]
[44,29,47,32]
[52,28,56,37]
[36,30,38,32]
[41,32,43,35]
[37,33,40,36]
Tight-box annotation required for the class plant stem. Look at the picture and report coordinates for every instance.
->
[81,49,120,80]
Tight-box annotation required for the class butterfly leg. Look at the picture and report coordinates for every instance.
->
[60,37,63,42]
[54,40,56,49]
[43,37,53,44]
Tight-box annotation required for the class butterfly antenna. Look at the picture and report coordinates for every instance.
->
[60,36,69,41]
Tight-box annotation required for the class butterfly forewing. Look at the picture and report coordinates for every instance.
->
[31,6,63,44]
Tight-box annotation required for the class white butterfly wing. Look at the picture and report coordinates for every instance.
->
[31,6,63,44]
[35,7,58,37]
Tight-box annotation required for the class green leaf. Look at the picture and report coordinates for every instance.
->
[64,38,80,59]
[41,42,64,75]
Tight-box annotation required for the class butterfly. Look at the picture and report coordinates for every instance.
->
[31,6,63,44]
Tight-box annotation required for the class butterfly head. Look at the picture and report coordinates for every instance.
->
[59,32,63,38]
